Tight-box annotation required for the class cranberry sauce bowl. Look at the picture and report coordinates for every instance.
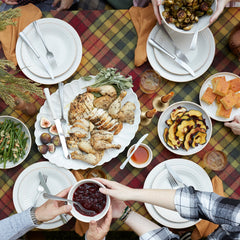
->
[68,179,110,222]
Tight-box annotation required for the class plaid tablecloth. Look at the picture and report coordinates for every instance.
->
[0,7,240,232]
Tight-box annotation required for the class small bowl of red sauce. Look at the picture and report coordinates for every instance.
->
[127,143,153,168]
[68,179,110,222]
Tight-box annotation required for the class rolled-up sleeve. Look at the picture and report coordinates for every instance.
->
[0,208,36,240]
[140,227,179,240]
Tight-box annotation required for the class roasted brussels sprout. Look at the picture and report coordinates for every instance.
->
[162,0,214,30]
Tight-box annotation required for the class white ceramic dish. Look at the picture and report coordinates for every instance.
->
[147,25,215,82]
[0,116,31,169]
[153,25,209,75]
[21,19,77,78]
[159,0,217,34]
[16,18,82,85]
[34,77,141,170]
[199,72,240,122]
[13,161,76,229]
[157,101,212,156]
[127,143,153,168]
[144,158,213,229]
[68,179,110,222]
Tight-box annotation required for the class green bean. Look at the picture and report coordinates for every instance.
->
[0,119,29,168]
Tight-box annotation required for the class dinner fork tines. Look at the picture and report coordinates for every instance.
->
[33,21,57,67]
[161,25,189,64]
[33,174,48,207]
[167,172,178,189]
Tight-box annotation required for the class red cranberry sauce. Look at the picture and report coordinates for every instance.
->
[73,182,106,216]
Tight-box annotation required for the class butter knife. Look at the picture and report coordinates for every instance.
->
[120,133,149,170]
[44,88,70,159]
[19,32,54,80]
[149,38,195,77]
[39,172,68,224]
[165,163,187,187]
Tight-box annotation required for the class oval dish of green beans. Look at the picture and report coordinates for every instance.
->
[0,116,31,169]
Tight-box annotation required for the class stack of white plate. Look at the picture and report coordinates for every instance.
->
[143,158,213,229]
[147,24,215,82]
[13,162,77,229]
[16,18,82,85]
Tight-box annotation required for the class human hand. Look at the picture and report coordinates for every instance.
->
[97,178,135,201]
[86,206,112,240]
[52,0,73,11]
[224,115,240,135]
[35,187,72,222]
[209,0,230,24]
[3,0,18,5]
[152,0,162,24]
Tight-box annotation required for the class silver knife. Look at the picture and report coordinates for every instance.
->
[39,172,68,224]
[44,88,70,159]
[165,163,187,187]
[149,38,195,77]
[19,32,54,80]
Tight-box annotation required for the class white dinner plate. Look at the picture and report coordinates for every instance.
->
[157,101,212,156]
[147,25,215,82]
[16,18,82,85]
[199,72,240,122]
[153,25,209,75]
[34,78,141,170]
[0,116,32,169]
[21,19,77,79]
[13,161,77,229]
[144,158,213,229]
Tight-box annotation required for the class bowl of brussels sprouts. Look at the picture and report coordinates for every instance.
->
[160,0,217,34]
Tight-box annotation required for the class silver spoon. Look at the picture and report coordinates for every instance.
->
[43,192,95,214]
[190,25,199,51]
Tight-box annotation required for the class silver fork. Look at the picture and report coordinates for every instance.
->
[33,174,48,207]
[33,21,57,67]
[58,82,67,124]
[167,172,178,189]
[161,25,189,64]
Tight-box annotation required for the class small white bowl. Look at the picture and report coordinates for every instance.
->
[0,116,32,169]
[68,179,110,223]
[127,143,153,168]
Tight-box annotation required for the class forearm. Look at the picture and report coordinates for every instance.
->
[125,210,160,236]
[127,189,176,211]
[0,208,36,240]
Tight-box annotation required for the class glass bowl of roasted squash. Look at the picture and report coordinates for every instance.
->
[157,101,212,155]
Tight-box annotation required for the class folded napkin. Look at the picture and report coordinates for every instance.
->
[129,3,157,67]
[0,3,42,66]
[71,170,89,237]
[191,175,225,240]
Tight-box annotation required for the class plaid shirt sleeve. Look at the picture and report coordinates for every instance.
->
[140,227,179,240]
[175,186,240,239]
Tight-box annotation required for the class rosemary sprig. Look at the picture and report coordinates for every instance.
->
[82,68,133,95]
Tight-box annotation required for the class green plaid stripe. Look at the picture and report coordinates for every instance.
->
[0,8,240,232]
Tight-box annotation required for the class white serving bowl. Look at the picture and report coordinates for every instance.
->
[159,0,217,34]
[127,143,153,168]
[157,101,212,156]
[0,115,32,169]
[68,179,110,222]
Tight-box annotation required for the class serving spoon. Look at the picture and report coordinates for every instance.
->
[43,192,95,214]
